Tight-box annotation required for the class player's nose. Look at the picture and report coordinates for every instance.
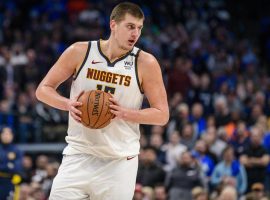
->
[132,28,140,37]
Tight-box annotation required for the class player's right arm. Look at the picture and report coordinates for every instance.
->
[35,42,88,122]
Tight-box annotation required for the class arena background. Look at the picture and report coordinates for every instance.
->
[1,0,270,199]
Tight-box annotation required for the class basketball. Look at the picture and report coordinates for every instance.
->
[77,90,115,129]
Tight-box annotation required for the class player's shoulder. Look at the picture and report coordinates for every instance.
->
[137,50,156,63]
[64,41,90,64]
[69,41,90,54]
[137,50,160,69]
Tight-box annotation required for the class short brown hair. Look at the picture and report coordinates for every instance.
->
[110,2,144,22]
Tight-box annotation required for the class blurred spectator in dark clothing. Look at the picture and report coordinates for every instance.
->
[168,92,183,119]
[24,49,42,84]
[247,104,264,126]
[149,133,166,165]
[240,126,270,191]
[167,56,195,98]
[213,95,231,127]
[230,121,250,158]
[165,151,204,200]
[180,123,197,150]
[15,92,34,143]
[188,73,213,115]
[150,125,165,137]
[207,47,234,80]
[262,124,270,193]
[137,146,166,187]
[167,103,189,138]
[0,127,23,200]
[21,155,34,184]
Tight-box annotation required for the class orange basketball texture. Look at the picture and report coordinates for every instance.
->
[77,90,115,129]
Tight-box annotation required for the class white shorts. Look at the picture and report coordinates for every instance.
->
[49,154,138,200]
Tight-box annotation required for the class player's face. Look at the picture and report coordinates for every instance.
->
[111,14,143,51]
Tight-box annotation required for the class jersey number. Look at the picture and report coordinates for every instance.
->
[96,84,115,94]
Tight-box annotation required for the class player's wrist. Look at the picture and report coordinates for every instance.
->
[124,109,139,122]
[64,99,72,111]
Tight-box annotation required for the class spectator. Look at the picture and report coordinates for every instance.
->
[189,102,207,138]
[167,56,195,98]
[0,127,23,200]
[192,140,215,179]
[137,146,166,187]
[31,155,49,183]
[21,155,34,183]
[133,183,144,200]
[240,126,270,191]
[41,162,60,198]
[217,186,237,200]
[213,96,231,127]
[165,151,204,200]
[230,121,250,158]
[180,123,197,150]
[149,133,166,165]
[191,186,208,200]
[211,146,247,195]
[243,183,269,200]
[167,103,190,138]
[18,183,35,200]
[163,131,187,172]
[202,126,227,159]
[153,184,167,200]
[142,186,154,200]
[188,73,213,115]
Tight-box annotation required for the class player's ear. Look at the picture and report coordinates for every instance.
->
[110,20,116,31]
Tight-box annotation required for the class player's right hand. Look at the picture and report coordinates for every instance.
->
[67,91,84,123]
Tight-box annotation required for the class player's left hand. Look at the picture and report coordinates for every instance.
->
[109,98,130,120]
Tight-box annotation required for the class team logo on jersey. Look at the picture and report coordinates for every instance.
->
[124,61,133,70]
[87,68,131,86]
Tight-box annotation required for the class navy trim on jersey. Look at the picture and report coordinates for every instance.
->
[97,40,133,67]
[73,41,91,80]
[135,49,144,94]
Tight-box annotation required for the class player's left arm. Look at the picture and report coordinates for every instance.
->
[110,51,169,125]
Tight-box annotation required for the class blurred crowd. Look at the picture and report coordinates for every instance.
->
[1,0,270,199]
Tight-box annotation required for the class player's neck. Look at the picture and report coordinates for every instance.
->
[100,39,129,62]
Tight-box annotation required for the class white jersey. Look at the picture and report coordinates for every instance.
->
[63,40,144,158]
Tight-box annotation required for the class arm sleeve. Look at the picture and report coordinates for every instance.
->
[237,165,247,195]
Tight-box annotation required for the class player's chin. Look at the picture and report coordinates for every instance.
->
[122,45,133,51]
[126,43,135,50]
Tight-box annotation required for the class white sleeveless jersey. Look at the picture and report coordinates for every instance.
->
[63,40,144,158]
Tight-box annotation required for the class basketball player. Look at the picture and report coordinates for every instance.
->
[36,2,169,200]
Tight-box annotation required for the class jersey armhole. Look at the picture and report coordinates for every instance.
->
[135,49,144,94]
[73,41,91,80]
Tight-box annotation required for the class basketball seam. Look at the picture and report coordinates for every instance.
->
[96,106,112,129]
[92,91,104,128]
[85,91,93,126]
